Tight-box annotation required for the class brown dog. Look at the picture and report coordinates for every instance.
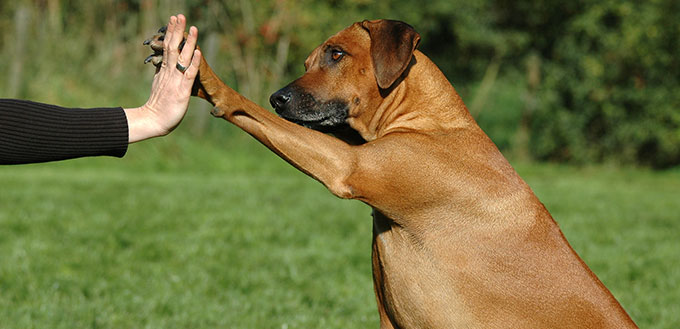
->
[147,20,637,328]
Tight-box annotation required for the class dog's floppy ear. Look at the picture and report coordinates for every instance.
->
[361,19,421,90]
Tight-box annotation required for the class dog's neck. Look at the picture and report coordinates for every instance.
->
[348,51,474,141]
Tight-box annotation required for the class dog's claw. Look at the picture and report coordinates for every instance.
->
[144,53,163,66]
[156,26,166,42]
[143,25,168,66]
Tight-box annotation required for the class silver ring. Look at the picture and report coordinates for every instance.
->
[176,62,188,73]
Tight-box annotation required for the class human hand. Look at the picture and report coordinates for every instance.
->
[124,14,201,143]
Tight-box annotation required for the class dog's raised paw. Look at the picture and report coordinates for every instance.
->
[143,26,167,66]
[143,26,188,67]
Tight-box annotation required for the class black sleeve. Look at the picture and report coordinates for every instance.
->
[0,99,129,165]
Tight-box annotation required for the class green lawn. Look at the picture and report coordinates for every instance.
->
[1,133,678,328]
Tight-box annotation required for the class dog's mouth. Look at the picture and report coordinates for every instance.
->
[279,114,324,128]
[276,100,350,132]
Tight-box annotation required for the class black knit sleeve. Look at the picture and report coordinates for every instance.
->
[0,99,129,165]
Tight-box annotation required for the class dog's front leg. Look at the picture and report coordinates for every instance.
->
[211,81,358,198]
[144,28,368,200]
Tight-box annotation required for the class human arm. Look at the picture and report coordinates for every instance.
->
[0,99,128,164]
[0,15,200,165]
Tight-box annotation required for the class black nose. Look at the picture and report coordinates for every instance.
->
[270,89,291,113]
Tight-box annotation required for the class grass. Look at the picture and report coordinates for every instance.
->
[0,130,679,328]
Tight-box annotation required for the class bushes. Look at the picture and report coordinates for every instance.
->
[530,1,680,168]
[1,0,678,167]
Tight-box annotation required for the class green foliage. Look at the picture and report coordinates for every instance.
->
[529,0,680,167]
[1,0,679,167]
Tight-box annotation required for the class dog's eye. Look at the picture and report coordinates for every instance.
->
[331,50,345,62]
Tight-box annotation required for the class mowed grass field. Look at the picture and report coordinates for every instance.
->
[1,131,678,328]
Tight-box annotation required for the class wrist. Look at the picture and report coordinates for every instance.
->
[123,105,164,143]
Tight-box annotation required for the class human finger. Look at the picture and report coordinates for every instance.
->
[177,25,198,70]
[161,15,177,68]
[182,49,202,88]
[166,14,186,68]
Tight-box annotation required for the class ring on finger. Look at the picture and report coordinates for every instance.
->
[176,62,188,73]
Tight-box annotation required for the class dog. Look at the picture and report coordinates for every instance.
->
[145,19,638,328]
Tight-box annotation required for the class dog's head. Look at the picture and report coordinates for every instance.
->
[269,19,420,133]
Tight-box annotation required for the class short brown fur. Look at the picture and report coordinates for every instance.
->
[154,20,638,328]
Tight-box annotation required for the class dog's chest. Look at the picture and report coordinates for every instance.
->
[371,209,474,328]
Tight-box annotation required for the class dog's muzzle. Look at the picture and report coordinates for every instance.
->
[269,85,349,132]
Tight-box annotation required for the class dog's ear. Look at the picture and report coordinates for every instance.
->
[361,19,421,90]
